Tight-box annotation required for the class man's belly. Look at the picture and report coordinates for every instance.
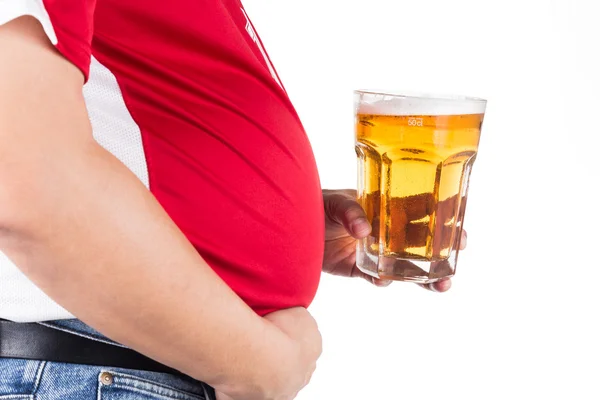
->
[88,17,327,314]
[148,129,325,315]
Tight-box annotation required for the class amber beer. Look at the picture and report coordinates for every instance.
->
[355,91,486,283]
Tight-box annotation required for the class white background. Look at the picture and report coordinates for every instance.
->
[243,0,600,399]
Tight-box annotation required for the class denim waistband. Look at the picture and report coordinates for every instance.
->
[10,319,215,399]
[39,318,128,348]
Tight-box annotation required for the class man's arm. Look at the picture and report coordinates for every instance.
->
[0,17,319,400]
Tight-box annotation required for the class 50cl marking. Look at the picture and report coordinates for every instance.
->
[408,117,423,127]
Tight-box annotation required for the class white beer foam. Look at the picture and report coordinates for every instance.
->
[356,91,487,116]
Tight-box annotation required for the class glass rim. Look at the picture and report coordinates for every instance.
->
[355,89,487,104]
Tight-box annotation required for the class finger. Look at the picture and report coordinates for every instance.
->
[429,260,454,280]
[350,266,392,287]
[403,222,430,248]
[340,189,358,198]
[326,194,371,239]
[323,188,357,198]
[416,260,453,291]
[437,194,459,222]
[418,277,452,293]
[371,276,393,287]
[432,195,457,253]
[431,278,452,292]
[392,192,435,221]
[459,229,467,250]
[371,216,380,238]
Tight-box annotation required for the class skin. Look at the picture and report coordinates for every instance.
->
[0,17,319,400]
[322,189,465,292]
[0,16,464,400]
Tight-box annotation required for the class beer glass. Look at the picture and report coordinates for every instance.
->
[355,90,486,283]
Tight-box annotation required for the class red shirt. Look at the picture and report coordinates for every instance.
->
[9,0,324,318]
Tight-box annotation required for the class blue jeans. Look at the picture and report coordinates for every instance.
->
[0,319,215,400]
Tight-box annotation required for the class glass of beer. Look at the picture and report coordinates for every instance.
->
[355,90,486,283]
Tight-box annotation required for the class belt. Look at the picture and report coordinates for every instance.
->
[0,319,182,375]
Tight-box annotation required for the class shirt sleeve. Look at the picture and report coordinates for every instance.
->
[0,0,96,81]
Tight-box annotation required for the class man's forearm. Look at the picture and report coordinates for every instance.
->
[0,139,294,394]
[0,16,293,397]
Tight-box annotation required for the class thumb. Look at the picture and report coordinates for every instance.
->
[325,194,371,239]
